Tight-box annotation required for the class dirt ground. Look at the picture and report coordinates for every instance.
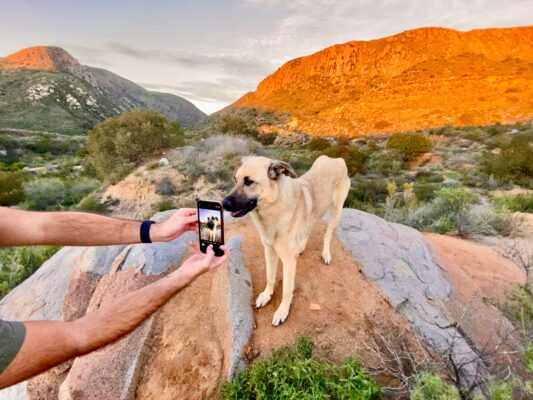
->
[425,233,525,355]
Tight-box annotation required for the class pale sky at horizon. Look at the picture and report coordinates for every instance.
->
[1,0,531,114]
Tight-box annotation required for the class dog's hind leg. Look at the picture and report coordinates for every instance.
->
[322,176,350,264]
[256,244,279,309]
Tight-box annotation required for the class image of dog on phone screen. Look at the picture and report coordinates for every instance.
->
[199,209,222,243]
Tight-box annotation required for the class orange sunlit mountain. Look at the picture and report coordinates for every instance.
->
[0,46,80,71]
[231,26,533,137]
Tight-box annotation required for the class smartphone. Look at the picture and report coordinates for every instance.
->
[197,199,225,256]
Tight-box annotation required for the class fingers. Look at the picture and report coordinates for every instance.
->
[182,214,198,225]
[180,208,197,217]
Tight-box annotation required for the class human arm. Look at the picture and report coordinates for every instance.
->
[0,207,198,247]
[0,244,229,388]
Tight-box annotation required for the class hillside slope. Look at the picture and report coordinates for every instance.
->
[230,26,533,137]
[0,46,206,133]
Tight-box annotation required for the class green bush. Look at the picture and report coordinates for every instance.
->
[87,110,183,181]
[24,178,68,210]
[503,285,533,329]
[76,193,105,213]
[481,133,533,188]
[365,150,404,177]
[221,336,381,400]
[492,194,533,213]
[156,199,175,212]
[414,183,440,202]
[0,171,26,206]
[386,133,432,161]
[323,145,366,176]
[308,137,331,151]
[219,115,258,137]
[411,373,460,400]
[0,246,60,299]
[347,179,389,207]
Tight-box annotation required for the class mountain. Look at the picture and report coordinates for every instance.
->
[230,26,533,137]
[0,46,206,133]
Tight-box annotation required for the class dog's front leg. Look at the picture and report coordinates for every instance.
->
[256,244,278,309]
[272,249,297,326]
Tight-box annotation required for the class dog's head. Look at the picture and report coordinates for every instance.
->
[222,156,297,218]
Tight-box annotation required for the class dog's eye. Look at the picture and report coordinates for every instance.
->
[244,177,254,186]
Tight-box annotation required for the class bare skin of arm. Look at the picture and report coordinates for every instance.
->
[0,206,198,247]
[0,243,229,389]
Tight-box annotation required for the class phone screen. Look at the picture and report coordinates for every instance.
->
[197,200,224,256]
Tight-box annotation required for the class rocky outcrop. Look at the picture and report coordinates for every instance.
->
[231,26,533,136]
[0,208,524,398]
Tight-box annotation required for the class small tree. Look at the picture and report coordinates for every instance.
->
[386,133,432,161]
[87,110,183,181]
[0,171,25,206]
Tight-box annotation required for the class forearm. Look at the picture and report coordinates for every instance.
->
[72,268,193,353]
[0,268,193,388]
[0,208,167,247]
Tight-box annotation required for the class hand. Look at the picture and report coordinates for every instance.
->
[151,208,198,242]
[178,243,230,281]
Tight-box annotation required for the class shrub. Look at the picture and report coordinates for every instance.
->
[493,194,533,213]
[87,110,183,181]
[156,176,177,196]
[0,246,60,299]
[24,177,68,210]
[411,373,460,400]
[156,199,175,212]
[481,133,533,188]
[76,193,105,213]
[219,115,258,138]
[347,179,389,207]
[221,336,381,400]
[414,183,439,202]
[323,145,366,176]
[0,171,25,206]
[307,137,331,151]
[365,150,404,177]
[386,133,432,161]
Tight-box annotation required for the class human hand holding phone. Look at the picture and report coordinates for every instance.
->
[178,242,230,281]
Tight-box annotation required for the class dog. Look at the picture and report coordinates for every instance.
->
[205,216,220,241]
[223,155,350,326]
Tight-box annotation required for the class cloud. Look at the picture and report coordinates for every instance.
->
[105,41,273,76]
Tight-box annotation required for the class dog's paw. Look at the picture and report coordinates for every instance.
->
[272,303,290,326]
[255,290,272,309]
[321,250,332,265]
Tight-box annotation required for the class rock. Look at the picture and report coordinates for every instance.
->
[0,245,126,400]
[158,157,170,166]
[335,209,486,388]
[224,235,254,379]
[309,303,322,311]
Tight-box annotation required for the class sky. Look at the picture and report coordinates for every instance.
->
[1,0,531,114]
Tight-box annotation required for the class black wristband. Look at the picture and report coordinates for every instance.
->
[140,220,156,243]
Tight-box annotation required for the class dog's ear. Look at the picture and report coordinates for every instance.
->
[268,160,297,180]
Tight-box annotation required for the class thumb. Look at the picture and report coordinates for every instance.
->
[204,245,215,265]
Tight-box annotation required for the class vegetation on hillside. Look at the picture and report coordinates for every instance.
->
[87,109,184,181]
[0,246,60,299]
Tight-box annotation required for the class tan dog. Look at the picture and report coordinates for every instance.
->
[222,155,350,325]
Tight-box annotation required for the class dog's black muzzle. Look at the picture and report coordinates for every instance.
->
[222,195,258,218]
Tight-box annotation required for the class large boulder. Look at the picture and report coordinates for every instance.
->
[335,209,487,388]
